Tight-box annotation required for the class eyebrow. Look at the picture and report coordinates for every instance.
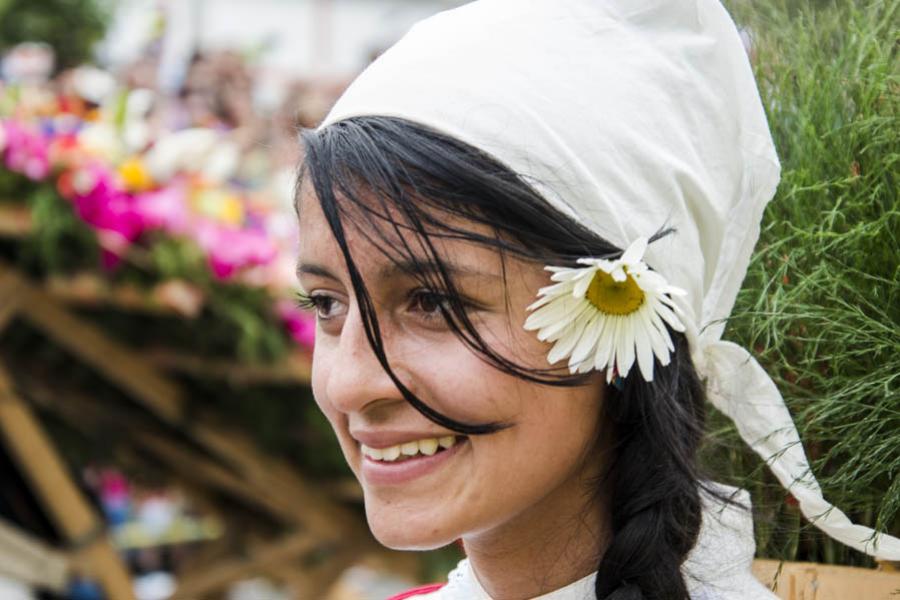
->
[296,262,340,282]
[295,258,499,284]
[382,259,498,281]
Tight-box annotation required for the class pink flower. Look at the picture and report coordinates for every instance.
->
[67,163,146,269]
[194,221,278,280]
[276,299,316,348]
[133,184,190,234]
[69,163,143,243]
[1,119,50,181]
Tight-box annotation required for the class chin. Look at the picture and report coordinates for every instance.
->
[365,500,460,551]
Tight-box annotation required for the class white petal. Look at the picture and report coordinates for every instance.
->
[655,301,686,332]
[547,308,594,364]
[609,318,627,376]
[656,292,680,309]
[572,270,595,298]
[525,299,568,330]
[575,358,594,374]
[621,237,649,265]
[550,269,589,283]
[608,265,627,282]
[526,293,581,328]
[635,270,668,292]
[633,309,655,381]
[627,262,650,276]
[537,300,591,341]
[537,280,576,297]
[644,304,672,363]
[568,314,604,369]
[527,294,554,312]
[617,318,636,379]
[577,258,615,270]
[593,316,616,372]
[527,293,553,312]
[548,331,579,365]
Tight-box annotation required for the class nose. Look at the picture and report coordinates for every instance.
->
[322,302,404,416]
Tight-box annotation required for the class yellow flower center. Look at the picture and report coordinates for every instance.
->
[118,158,153,191]
[585,269,645,315]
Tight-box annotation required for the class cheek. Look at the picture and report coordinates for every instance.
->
[401,336,515,423]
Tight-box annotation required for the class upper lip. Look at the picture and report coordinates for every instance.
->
[350,429,460,449]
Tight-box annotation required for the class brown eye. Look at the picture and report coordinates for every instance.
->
[409,290,450,318]
[296,291,345,321]
[313,296,337,318]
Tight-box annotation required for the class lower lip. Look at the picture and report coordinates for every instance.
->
[360,439,468,486]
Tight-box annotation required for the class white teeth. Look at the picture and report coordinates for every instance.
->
[419,438,438,456]
[381,445,401,461]
[361,435,460,462]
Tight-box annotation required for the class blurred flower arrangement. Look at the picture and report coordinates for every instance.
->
[0,68,315,359]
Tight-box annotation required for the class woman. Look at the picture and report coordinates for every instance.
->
[293,1,900,598]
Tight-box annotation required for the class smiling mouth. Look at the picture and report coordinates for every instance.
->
[360,435,467,463]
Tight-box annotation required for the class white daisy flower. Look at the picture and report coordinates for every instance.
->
[524,237,686,382]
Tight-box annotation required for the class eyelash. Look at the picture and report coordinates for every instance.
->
[407,288,454,321]
[295,290,321,312]
[295,289,464,323]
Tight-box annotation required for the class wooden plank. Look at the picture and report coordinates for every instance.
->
[192,424,361,541]
[15,378,343,594]
[146,348,312,386]
[169,532,316,600]
[0,268,23,334]
[0,267,320,529]
[753,559,900,599]
[136,431,309,526]
[14,374,355,598]
[15,374,307,528]
[880,560,900,572]
[13,348,361,549]
[45,274,181,316]
[0,264,186,424]
[0,364,135,600]
[0,204,33,238]
[304,541,368,598]
[0,518,69,592]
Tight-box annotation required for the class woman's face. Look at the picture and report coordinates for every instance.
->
[296,182,606,550]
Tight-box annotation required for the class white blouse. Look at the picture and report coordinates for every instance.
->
[407,485,777,600]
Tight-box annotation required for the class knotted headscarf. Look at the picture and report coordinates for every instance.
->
[318,0,900,559]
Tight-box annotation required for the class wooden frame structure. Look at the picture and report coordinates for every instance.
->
[0,261,413,598]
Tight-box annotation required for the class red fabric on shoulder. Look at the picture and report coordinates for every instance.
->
[386,583,446,600]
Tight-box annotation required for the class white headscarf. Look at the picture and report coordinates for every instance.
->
[319,0,900,559]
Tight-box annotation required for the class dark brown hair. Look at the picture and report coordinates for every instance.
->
[298,116,709,599]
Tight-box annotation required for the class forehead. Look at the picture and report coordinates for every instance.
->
[295,177,511,278]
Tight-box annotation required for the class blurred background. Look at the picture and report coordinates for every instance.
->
[0,0,896,599]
